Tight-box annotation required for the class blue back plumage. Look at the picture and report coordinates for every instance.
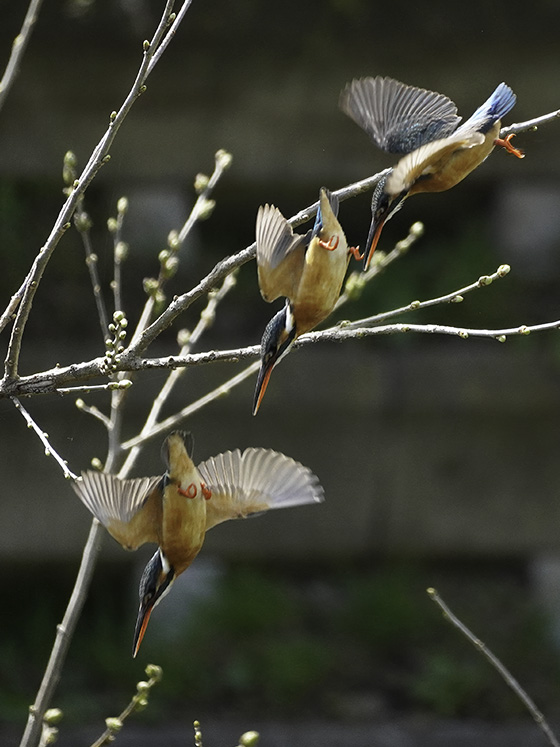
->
[311,189,339,239]
[458,82,516,135]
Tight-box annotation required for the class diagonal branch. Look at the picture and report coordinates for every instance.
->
[428,588,560,747]
[0,0,43,113]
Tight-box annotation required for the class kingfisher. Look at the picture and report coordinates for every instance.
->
[72,430,324,656]
[253,186,361,415]
[340,76,524,269]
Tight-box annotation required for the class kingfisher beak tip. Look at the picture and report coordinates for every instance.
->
[252,363,274,416]
[132,604,154,658]
[364,221,385,271]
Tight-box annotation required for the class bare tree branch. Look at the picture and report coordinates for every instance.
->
[428,588,560,747]
[0,0,43,113]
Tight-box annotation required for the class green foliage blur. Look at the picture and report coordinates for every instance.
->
[4,561,560,725]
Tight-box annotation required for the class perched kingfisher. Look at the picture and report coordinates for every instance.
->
[340,76,524,268]
[253,186,361,415]
[72,430,324,656]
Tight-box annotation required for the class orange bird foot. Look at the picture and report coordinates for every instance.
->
[495,133,525,159]
[348,245,364,261]
[178,483,197,498]
[318,235,339,251]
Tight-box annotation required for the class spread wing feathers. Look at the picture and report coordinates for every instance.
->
[386,130,485,194]
[256,204,309,302]
[72,471,163,550]
[198,448,325,530]
[340,76,461,154]
[456,82,516,136]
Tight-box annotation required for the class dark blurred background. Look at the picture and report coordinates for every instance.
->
[1,0,560,744]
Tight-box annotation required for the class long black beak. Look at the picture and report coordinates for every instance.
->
[363,217,385,271]
[132,599,155,658]
[252,358,275,416]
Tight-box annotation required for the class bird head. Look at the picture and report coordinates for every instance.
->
[364,173,408,269]
[252,302,297,415]
[132,548,175,657]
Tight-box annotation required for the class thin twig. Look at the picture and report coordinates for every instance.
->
[0,0,43,113]
[11,397,78,480]
[128,148,232,350]
[121,360,260,451]
[89,665,163,747]
[500,109,560,138]
[75,399,112,430]
[119,271,238,471]
[428,587,560,747]
[343,264,511,329]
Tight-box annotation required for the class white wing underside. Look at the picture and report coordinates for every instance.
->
[197,448,324,530]
[73,472,161,525]
[387,130,484,194]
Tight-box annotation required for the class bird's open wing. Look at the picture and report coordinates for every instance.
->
[386,130,484,194]
[198,448,324,530]
[72,471,163,550]
[456,82,516,136]
[256,204,309,302]
[340,76,461,154]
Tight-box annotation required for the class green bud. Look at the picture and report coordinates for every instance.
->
[496,335,507,343]
[134,695,149,711]
[410,221,424,237]
[107,217,118,233]
[177,329,191,346]
[159,249,171,265]
[145,663,163,681]
[167,230,180,250]
[162,255,179,279]
[44,708,63,725]
[194,173,209,193]
[115,241,129,262]
[239,731,260,746]
[143,40,151,51]
[497,264,511,277]
[136,680,150,694]
[110,111,117,122]
[459,331,469,339]
[91,458,103,471]
[198,198,216,221]
[113,310,125,323]
[74,211,92,232]
[451,295,464,303]
[409,300,420,310]
[105,717,123,733]
[75,398,85,410]
[215,148,233,170]
[478,275,492,287]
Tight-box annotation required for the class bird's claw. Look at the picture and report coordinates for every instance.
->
[348,245,363,261]
[318,235,339,251]
[495,132,525,159]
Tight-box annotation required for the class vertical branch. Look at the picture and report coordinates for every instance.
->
[19,521,105,747]
[111,197,129,316]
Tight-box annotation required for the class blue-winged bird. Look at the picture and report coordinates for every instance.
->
[340,76,524,269]
[72,430,324,656]
[253,186,360,415]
